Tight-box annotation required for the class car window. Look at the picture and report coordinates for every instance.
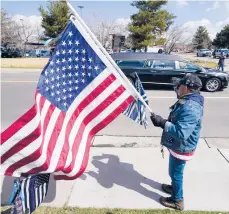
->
[178,61,200,72]
[151,60,176,69]
[116,60,145,67]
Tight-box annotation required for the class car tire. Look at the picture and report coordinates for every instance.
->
[205,78,221,92]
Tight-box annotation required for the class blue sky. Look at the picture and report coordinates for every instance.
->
[2,1,229,39]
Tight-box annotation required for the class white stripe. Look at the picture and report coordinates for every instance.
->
[1,94,41,156]
[169,149,193,161]
[15,108,61,173]
[35,187,39,208]
[21,179,26,212]
[57,90,130,177]
[39,185,43,205]
[43,183,47,201]
[3,100,50,177]
[45,69,111,172]
[147,96,229,99]
[65,78,121,168]
[26,177,30,213]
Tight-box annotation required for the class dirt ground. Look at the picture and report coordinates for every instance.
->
[1,58,49,69]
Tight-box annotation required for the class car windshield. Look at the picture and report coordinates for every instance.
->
[116,60,145,67]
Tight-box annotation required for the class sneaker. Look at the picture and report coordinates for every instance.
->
[161,184,172,194]
[159,196,184,210]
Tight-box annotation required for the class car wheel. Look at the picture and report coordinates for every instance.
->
[205,78,221,92]
[127,77,134,85]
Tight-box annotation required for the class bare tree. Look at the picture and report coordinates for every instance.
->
[163,25,190,54]
[17,19,37,52]
[1,9,19,47]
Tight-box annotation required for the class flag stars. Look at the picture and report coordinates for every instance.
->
[68,73,72,77]
[50,61,54,65]
[68,49,73,54]
[81,79,85,83]
[69,80,72,85]
[82,65,86,69]
[45,70,48,76]
[82,57,86,62]
[62,58,66,63]
[63,89,67,93]
[62,50,66,55]
[75,49,79,54]
[68,65,72,70]
[56,59,60,64]
[88,65,92,70]
[82,49,86,54]
[51,92,55,96]
[62,66,66,71]
[62,41,66,46]
[88,58,93,63]
[45,79,49,84]
[62,74,66,78]
[75,86,79,90]
[69,94,72,98]
[68,40,73,46]
[50,69,54,74]
[75,79,79,84]
[56,51,60,55]
[51,77,55,81]
[57,97,61,102]
[75,57,79,62]
[51,85,55,89]
[94,66,99,71]
[75,40,80,46]
[82,72,86,76]
[45,87,49,91]
[63,81,66,86]
[75,72,79,77]
[69,31,73,37]
[68,58,72,63]
[57,68,60,72]
[64,102,67,106]
[75,65,79,70]
[56,83,60,87]
[88,73,91,77]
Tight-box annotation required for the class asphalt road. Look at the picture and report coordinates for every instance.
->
[1,69,229,137]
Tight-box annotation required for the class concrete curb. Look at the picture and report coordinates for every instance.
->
[92,135,229,149]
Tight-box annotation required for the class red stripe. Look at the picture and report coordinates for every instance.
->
[55,74,116,171]
[25,112,66,174]
[4,103,56,176]
[1,105,37,145]
[61,85,126,174]
[1,93,45,145]
[172,150,195,156]
[55,95,134,180]
[1,96,46,164]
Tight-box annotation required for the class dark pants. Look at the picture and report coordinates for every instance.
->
[169,154,186,201]
[218,64,224,72]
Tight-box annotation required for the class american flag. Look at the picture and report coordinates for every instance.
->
[123,73,149,128]
[9,174,50,214]
[1,18,135,180]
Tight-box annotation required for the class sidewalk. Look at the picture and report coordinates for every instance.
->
[1,136,229,211]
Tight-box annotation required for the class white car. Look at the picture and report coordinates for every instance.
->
[197,49,212,57]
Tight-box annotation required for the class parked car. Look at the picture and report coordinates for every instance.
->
[111,53,229,92]
[36,50,50,57]
[213,49,229,58]
[197,49,212,57]
[1,47,23,58]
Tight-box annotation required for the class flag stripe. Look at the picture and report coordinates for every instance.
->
[59,73,117,169]
[2,100,51,176]
[1,94,43,155]
[63,78,121,169]
[12,105,60,175]
[63,85,125,174]
[55,94,134,179]
[44,69,112,173]
[25,112,65,174]
[1,105,37,145]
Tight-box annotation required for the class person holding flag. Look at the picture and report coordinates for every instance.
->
[150,74,204,210]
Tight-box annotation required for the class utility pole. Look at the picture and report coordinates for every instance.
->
[77,5,84,17]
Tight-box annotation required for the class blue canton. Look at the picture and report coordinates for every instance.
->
[37,21,106,112]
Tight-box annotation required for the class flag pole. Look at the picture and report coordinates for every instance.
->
[65,0,153,114]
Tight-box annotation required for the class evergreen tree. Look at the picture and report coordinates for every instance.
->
[212,24,229,48]
[39,1,69,38]
[192,26,211,49]
[129,1,175,52]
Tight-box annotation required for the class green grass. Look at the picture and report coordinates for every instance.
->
[1,206,228,214]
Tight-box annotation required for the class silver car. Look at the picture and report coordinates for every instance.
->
[197,49,212,57]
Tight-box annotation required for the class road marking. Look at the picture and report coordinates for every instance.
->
[148,96,229,99]
[0,80,37,83]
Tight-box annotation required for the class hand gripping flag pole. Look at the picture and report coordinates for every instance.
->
[65,0,153,114]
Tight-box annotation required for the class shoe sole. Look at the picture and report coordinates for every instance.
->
[159,197,184,211]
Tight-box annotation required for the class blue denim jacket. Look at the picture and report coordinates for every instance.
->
[161,93,204,153]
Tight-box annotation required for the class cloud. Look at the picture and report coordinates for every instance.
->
[206,1,219,11]
[224,1,229,11]
[181,17,229,40]
[176,0,189,7]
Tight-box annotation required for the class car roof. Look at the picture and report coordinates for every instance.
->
[110,52,182,61]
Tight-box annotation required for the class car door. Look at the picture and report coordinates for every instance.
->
[175,61,201,78]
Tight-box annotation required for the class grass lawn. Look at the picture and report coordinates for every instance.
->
[1,207,228,214]
[1,58,217,69]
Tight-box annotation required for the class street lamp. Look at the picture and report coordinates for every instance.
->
[77,5,84,17]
